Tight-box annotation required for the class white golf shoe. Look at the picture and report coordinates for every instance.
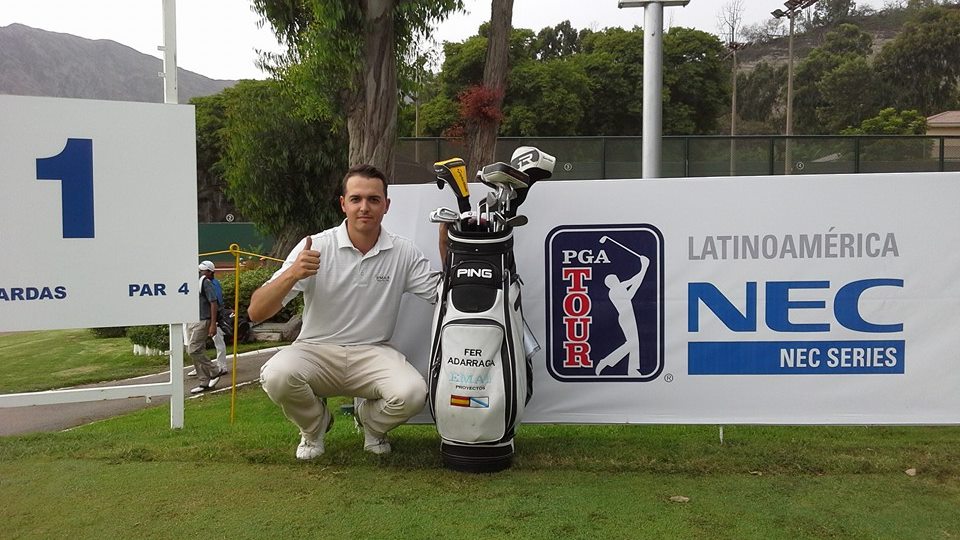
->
[295,400,334,460]
[353,397,391,455]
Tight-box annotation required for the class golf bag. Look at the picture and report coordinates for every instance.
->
[428,226,532,473]
[218,309,251,343]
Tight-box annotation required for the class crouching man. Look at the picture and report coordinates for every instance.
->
[248,165,443,460]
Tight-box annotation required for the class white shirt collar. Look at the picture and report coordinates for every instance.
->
[334,219,394,255]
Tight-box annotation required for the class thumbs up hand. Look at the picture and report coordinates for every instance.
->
[291,236,320,280]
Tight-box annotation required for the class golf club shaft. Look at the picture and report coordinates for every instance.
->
[601,236,644,259]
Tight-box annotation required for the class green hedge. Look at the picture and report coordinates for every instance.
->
[127,325,169,350]
[90,327,127,338]
[218,266,302,322]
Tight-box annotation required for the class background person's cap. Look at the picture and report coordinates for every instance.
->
[198,261,216,272]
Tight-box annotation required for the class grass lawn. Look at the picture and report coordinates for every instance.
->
[2,388,959,539]
[0,329,287,394]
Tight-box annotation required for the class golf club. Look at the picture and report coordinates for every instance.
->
[482,191,498,227]
[599,236,644,259]
[429,207,461,223]
[480,161,529,189]
[434,157,471,213]
[510,146,555,210]
[505,214,528,227]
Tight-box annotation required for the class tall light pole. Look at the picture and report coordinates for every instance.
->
[772,0,817,175]
[618,0,690,179]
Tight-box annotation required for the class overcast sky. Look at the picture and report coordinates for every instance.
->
[0,0,886,81]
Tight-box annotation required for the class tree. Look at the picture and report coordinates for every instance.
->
[717,0,745,135]
[418,93,459,137]
[398,39,440,137]
[576,27,646,135]
[464,0,514,177]
[577,26,727,135]
[812,0,857,27]
[423,22,727,138]
[736,61,786,133]
[841,108,929,163]
[741,18,785,44]
[662,27,729,134]
[792,23,878,133]
[841,108,927,135]
[500,59,591,136]
[816,56,880,132]
[431,33,489,103]
[874,5,960,115]
[533,20,583,60]
[717,0,744,44]
[253,0,462,177]
[218,80,348,254]
[192,92,238,223]
[417,27,536,137]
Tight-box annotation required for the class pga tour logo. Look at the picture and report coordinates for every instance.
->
[545,225,664,382]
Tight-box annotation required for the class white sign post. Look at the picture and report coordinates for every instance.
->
[0,95,197,428]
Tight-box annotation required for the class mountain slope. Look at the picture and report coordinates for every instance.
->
[0,23,236,103]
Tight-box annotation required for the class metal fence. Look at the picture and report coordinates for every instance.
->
[395,135,960,184]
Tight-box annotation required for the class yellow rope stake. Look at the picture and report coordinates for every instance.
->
[229,243,240,424]
[197,246,284,424]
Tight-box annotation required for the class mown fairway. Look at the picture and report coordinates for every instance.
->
[2,389,959,539]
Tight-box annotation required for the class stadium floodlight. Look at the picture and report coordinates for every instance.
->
[771,0,818,175]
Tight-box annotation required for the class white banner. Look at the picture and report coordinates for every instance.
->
[386,172,960,424]
[0,95,197,331]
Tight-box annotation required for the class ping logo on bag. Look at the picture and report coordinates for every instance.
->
[544,224,664,382]
[457,267,493,279]
[452,261,499,284]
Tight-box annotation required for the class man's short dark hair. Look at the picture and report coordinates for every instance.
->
[341,164,388,197]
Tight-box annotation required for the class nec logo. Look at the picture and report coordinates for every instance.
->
[688,279,904,333]
[457,268,493,279]
[545,224,664,382]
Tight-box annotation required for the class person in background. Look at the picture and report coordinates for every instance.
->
[187,262,222,394]
[201,260,229,374]
[189,261,229,377]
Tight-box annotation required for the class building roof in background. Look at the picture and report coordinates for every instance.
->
[927,111,960,127]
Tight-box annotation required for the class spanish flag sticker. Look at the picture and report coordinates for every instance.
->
[450,395,490,408]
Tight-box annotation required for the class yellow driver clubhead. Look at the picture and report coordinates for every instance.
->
[434,157,470,212]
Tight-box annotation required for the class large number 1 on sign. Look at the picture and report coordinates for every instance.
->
[36,138,95,239]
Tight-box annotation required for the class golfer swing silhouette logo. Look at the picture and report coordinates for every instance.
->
[593,242,650,376]
[545,225,663,383]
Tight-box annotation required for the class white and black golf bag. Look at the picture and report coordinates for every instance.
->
[428,226,532,472]
[427,147,554,472]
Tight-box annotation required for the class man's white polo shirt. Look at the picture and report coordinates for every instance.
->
[268,221,440,345]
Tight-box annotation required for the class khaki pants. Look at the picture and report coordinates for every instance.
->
[185,320,219,384]
[260,342,427,438]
